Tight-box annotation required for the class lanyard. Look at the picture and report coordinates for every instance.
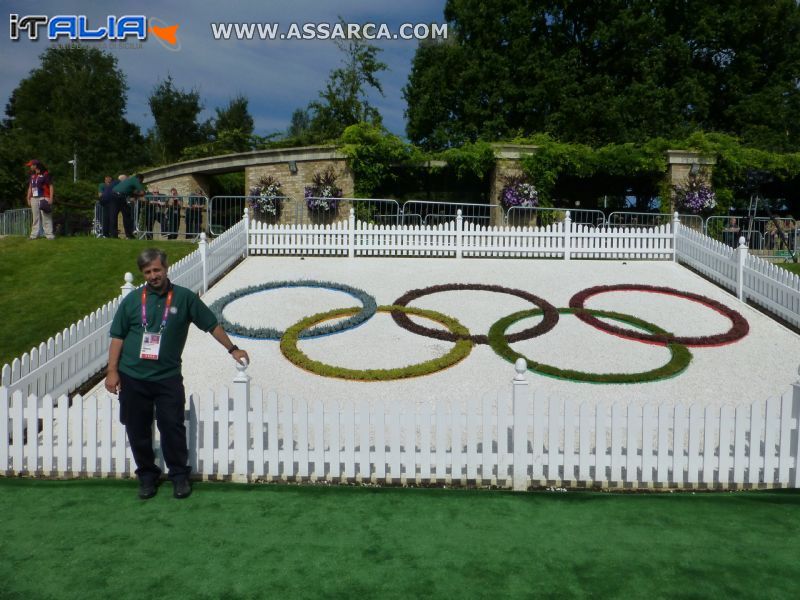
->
[141,288,173,333]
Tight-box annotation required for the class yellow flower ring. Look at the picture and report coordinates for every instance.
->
[489,308,692,384]
[391,283,560,344]
[280,305,474,381]
[568,284,749,347]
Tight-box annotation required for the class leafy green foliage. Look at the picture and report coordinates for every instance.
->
[1,47,145,206]
[340,123,414,197]
[148,76,208,163]
[405,1,800,152]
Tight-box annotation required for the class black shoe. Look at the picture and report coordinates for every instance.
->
[138,479,158,500]
[173,478,192,499]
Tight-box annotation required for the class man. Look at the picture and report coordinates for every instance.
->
[26,159,55,240]
[114,174,138,238]
[142,187,165,240]
[105,248,249,499]
[163,188,182,240]
[185,190,206,239]
[98,175,116,237]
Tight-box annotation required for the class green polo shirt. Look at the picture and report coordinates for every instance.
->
[113,177,145,196]
[110,281,218,381]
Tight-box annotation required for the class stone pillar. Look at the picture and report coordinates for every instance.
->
[489,144,539,227]
[665,150,716,213]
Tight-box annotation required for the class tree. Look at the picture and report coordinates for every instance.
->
[215,95,254,137]
[305,31,388,142]
[287,108,312,143]
[148,76,207,163]
[404,0,800,151]
[1,46,144,205]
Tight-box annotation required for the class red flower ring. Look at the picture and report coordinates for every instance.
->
[392,283,560,344]
[568,284,749,347]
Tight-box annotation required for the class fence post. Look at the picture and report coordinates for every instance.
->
[672,212,681,262]
[199,233,208,295]
[120,272,135,298]
[736,236,748,301]
[456,209,463,259]
[243,206,250,258]
[512,358,529,492]
[563,211,572,261]
[790,366,800,488]
[348,207,355,258]
[232,360,250,483]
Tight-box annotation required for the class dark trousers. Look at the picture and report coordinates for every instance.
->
[119,372,191,482]
[121,199,135,238]
[99,201,112,237]
[186,208,203,238]
[104,198,121,238]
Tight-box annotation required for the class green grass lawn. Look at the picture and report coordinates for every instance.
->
[776,261,800,276]
[1,479,798,599]
[0,236,196,366]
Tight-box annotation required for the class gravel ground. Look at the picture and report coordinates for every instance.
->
[156,256,800,411]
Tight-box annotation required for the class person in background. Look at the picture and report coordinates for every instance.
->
[185,189,205,239]
[163,188,182,240]
[116,174,136,239]
[114,174,146,239]
[142,187,165,240]
[26,159,55,240]
[98,175,116,238]
[105,248,249,500]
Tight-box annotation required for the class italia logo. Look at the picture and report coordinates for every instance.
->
[9,14,181,50]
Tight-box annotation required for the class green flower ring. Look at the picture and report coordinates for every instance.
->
[488,308,692,384]
[208,280,377,340]
[280,305,474,381]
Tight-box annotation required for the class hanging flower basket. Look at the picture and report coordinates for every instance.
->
[249,175,283,220]
[304,167,342,213]
[501,175,539,210]
[674,173,716,214]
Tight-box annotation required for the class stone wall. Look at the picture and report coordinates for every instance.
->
[142,173,211,198]
[246,158,354,225]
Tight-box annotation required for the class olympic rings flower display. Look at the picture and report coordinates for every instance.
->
[214,281,749,384]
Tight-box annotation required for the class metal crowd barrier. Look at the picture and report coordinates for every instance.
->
[0,208,33,236]
[705,215,797,257]
[400,200,501,227]
[505,206,606,228]
[126,195,209,240]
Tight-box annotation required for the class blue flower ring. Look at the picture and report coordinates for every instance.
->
[208,280,377,340]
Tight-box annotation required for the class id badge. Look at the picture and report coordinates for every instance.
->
[32,188,40,198]
[140,332,162,360]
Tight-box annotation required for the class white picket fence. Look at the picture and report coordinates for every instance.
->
[0,224,248,402]
[675,223,800,329]
[4,362,799,489]
[248,209,678,260]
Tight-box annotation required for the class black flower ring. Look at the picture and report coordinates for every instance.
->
[568,284,749,347]
[391,283,560,344]
[208,280,377,340]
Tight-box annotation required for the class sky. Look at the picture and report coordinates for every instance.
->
[0,0,449,139]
